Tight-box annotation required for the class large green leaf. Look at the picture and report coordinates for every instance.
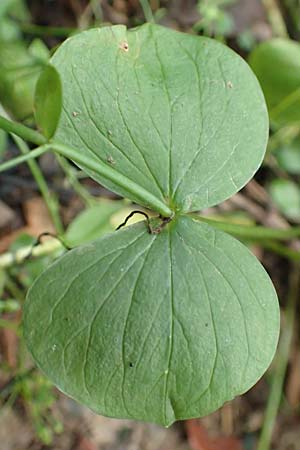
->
[52,24,268,213]
[24,216,279,426]
[249,39,300,126]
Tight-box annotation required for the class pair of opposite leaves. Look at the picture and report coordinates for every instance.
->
[24,24,279,427]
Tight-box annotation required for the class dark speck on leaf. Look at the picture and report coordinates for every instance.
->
[120,41,129,52]
[107,155,115,165]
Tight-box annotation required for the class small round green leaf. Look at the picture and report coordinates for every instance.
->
[249,38,300,126]
[52,24,268,213]
[269,178,300,221]
[65,200,128,247]
[275,137,300,174]
[24,216,279,426]
[35,64,62,139]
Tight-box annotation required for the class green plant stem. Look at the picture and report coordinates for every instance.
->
[90,0,103,21]
[259,240,300,261]
[47,142,173,218]
[1,141,172,217]
[0,319,19,331]
[194,215,300,241]
[139,0,155,22]
[0,99,63,232]
[0,239,63,269]
[261,0,289,37]
[0,116,47,146]
[257,265,299,450]
[20,23,77,37]
[13,137,64,234]
[270,88,300,121]
[56,155,95,207]
[0,115,173,217]
[79,0,103,28]
[0,146,50,172]
[5,275,24,302]
[266,124,300,154]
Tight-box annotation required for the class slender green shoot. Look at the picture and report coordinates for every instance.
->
[139,0,155,23]
[0,141,173,217]
[260,240,300,261]
[13,136,64,234]
[47,142,173,218]
[0,146,50,173]
[20,23,77,37]
[194,215,300,241]
[56,155,96,207]
[0,115,47,146]
[257,265,299,450]
[0,319,19,332]
[261,0,289,37]
[0,238,63,269]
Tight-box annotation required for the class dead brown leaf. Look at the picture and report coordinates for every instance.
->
[185,419,243,450]
[0,315,18,369]
[286,346,300,408]
[0,197,55,253]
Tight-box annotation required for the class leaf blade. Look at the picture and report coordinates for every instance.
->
[24,216,279,426]
[52,24,268,213]
[34,64,62,139]
[249,38,300,126]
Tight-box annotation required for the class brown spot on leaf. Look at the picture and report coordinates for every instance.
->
[107,155,115,165]
[119,41,129,52]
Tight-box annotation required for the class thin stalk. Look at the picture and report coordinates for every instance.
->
[257,265,299,450]
[266,124,300,155]
[254,240,300,262]
[139,0,155,23]
[270,88,300,121]
[56,155,95,207]
[261,0,289,37]
[0,141,172,216]
[0,119,173,217]
[79,0,103,28]
[0,146,49,172]
[5,275,24,302]
[194,215,300,241]
[90,0,103,21]
[0,319,19,332]
[47,142,173,218]
[20,23,77,37]
[13,136,64,234]
[0,116,46,146]
[0,239,63,269]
